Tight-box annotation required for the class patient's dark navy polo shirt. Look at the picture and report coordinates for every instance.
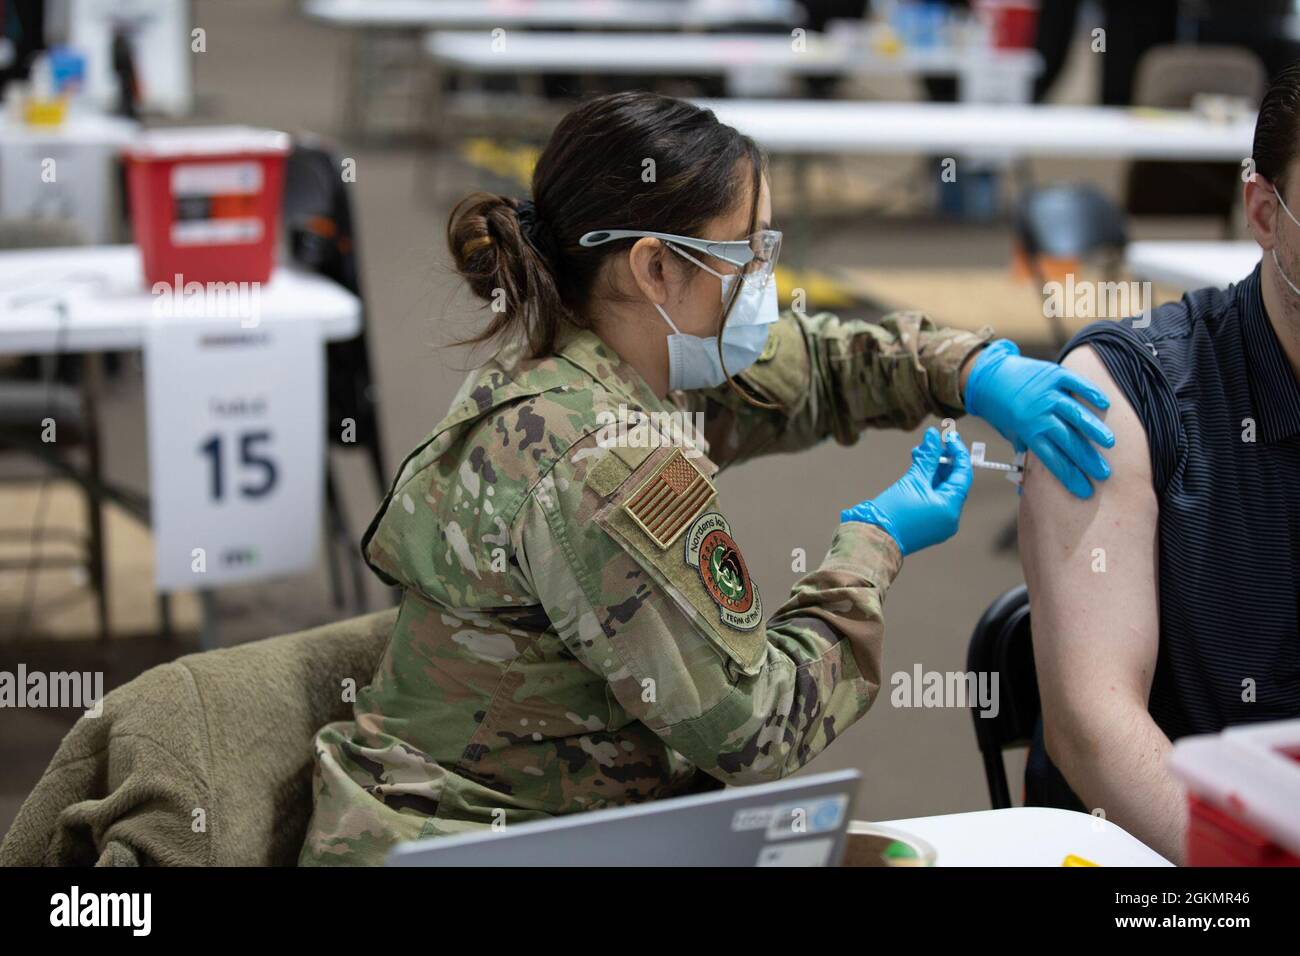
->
[1063,264,1300,741]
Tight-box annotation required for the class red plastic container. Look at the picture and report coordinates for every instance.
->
[125,127,290,287]
[1169,719,1300,867]
[1186,797,1300,867]
[976,1,1039,50]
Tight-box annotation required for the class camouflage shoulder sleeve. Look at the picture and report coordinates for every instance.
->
[513,434,904,784]
[678,310,995,468]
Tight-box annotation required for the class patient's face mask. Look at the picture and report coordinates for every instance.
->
[654,243,779,391]
[1272,185,1300,297]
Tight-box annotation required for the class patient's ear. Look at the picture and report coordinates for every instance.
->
[1244,176,1282,251]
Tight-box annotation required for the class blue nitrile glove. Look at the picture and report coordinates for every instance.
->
[841,428,973,557]
[963,339,1115,500]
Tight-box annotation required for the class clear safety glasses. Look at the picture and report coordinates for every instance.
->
[578,228,782,285]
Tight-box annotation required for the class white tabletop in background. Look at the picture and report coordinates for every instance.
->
[425,30,1040,77]
[426,30,847,74]
[1126,240,1262,291]
[0,245,361,355]
[880,807,1174,867]
[694,99,1256,160]
[305,0,802,29]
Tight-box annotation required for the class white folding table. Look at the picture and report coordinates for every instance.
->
[0,245,361,354]
[0,245,362,647]
[1125,240,1262,291]
[692,99,1258,161]
[305,0,804,30]
[878,807,1174,866]
[685,100,1254,265]
[424,30,1041,101]
[304,0,805,137]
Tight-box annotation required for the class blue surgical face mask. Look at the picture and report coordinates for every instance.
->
[653,244,779,391]
[1273,185,1300,297]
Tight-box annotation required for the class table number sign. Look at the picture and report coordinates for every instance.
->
[144,316,324,590]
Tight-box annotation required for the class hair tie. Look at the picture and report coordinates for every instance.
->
[514,198,562,267]
[462,236,492,257]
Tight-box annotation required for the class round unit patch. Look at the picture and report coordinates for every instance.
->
[683,512,762,631]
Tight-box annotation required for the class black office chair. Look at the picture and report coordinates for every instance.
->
[282,136,390,612]
[1014,184,1129,350]
[966,585,1039,809]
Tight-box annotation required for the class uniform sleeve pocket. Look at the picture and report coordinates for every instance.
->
[595,446,767,678]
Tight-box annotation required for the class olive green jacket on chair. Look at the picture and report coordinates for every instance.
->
[0,609,396,867]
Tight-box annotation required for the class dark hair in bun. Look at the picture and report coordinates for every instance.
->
[447,90,764,358]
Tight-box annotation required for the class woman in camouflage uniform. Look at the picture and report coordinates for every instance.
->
[301,91,1116,864]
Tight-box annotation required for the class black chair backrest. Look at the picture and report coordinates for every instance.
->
[966,585,1039,809]
[282,137,387,487]
[1015,184,1129,262]
[284,137,362,297]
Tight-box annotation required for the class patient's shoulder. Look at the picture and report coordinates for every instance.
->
[1060,345,1151,476]
[1061,323,1182,494]
[1059,344,1116,395]
[1021,345,1155,526]
[1019,345,1159,611]
[1018,346,1162,702]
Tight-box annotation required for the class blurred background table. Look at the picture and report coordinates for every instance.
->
[425,29,1041,101]
[304,0,804,30]
[1125,240,1263,291]
[695,99,1258,159]
[308,0,806,139]
[0,245,362,649]
[0,245,361,354]
[878,807,1174,866]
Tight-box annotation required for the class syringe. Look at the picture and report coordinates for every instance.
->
[939,442,1026,484]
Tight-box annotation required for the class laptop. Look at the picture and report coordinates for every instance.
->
[385,768,862,867]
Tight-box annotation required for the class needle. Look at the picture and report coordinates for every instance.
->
[939,442,1025,482]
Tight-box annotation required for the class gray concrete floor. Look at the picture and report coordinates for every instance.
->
[1,0,1229,844]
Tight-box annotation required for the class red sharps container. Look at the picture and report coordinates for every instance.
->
[126,126,290,287]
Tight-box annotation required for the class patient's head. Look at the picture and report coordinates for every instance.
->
[1249,61,1300,320]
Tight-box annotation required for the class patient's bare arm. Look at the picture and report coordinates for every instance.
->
[1018,345,1186,864]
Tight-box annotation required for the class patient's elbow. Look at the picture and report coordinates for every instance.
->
[1039,708,1095,774]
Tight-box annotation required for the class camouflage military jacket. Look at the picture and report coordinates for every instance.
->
[300,310,991,865]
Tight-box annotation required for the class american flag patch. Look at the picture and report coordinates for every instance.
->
[622,448,717,550]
